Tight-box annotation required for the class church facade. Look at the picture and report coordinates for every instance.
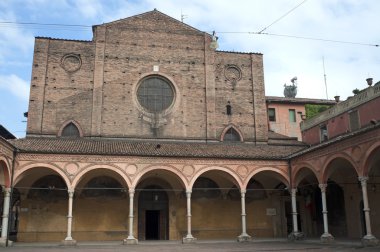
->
[0,10,379,246]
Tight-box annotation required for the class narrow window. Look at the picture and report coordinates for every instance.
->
[268,108,276,122]
[349,110,360,131]
[289,109,296,122]
[224,127,241,142]
[226,104,232,115]
[320,125,328,142]
[61,122,80,137]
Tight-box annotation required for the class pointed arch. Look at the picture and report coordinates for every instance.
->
[220,124,244,142]
[58,119,83,137]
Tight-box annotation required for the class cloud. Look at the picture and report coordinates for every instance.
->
[0,74,30,101]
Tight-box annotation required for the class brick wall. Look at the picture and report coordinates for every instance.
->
[26,10,268,143]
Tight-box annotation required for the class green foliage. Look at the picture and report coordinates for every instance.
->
[305,104,331,119]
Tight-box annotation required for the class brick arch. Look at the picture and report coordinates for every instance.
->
[57,119,84,137]
[244,167,290,190]
[189,166,243,191]
[292,164,320,187]
[131,165,188,190]
[13,162,71,189]
[220,124,244,142]
[362,142,380,176]
[321,153,359,183]
[0,157,11,187]
[71,164,132,190]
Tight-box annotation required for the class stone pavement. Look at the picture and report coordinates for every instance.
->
[4,239,380,252]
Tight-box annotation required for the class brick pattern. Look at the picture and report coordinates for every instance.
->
[26,10,268,143]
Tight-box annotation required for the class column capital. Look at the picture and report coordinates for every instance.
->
[67,189,75,197]
[319,184,327,192]
[359,176,369,186]
[129,188,135,194]
[3,187,11,195]
[291,188,297,194]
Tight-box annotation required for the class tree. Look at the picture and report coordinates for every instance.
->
[305,104,331,119]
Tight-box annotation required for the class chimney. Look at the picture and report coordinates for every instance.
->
[366,78,373,86]
[334,95,340,103]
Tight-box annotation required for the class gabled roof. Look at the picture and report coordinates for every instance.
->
[94,9,208,37]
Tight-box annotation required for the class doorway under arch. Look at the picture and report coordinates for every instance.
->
[138,185,169,240]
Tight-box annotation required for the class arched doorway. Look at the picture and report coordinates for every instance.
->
[138,185,169,240]
[134,169,186,241]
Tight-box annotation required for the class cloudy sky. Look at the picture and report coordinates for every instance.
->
[0,0,379,138]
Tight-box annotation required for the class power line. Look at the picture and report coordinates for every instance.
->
[0,20,378,47]
[258,0,309,33]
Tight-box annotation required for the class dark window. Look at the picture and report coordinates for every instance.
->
[61,122,80,137]
[289,109,296,122]
[320,125,328,142]
[226,104,232,115]
[268,108,276,122]
[224,127,241,142]
[137,76,174,112]
[349,110,360,131]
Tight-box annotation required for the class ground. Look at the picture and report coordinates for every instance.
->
[4,239,380,252]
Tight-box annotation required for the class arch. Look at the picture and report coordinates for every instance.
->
[292,164,320,187]
[321,154,359,183]
[0,156,11,187]
[362,142,380,176]
[220,124,244,142]
[71,164,132,189]
[132,165,187,190]
[190,166,243,190]
[14,163,71,189]
[244,167,290,189]
[57,119,84,137]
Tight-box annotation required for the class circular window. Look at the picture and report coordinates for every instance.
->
[137,76,174,112]
[61,54,82,73]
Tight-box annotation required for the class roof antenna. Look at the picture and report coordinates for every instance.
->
[323,56,328,99]
[181,9,188,22]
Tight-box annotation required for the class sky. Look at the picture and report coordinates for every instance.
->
[0,0,379,138]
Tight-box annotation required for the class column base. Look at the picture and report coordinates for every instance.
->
[287,232,304,241]
[361,235,379,247]
[123,237,138,245]
[320,233,334,243]
[61,238,77,246]
[182,235,197,243]
[0,238,13,247]
[237,234,251,242]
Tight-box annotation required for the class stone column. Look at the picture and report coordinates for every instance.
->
[238,189,251,242]
[183,190,196,243]
[319,184,334,242]
[62,189,76,246]
[0,188,11,246]
[288,188,304,240]
[124,189,138,244]
[359,177,379,246]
